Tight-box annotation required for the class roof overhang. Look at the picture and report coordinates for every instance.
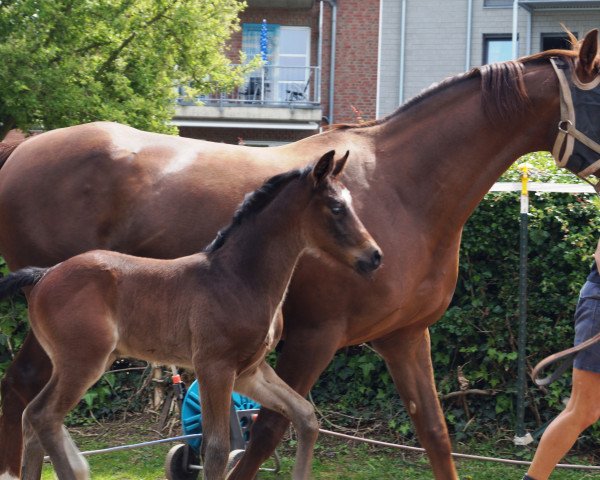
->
[519,0,600,10]
[246,0,314,8]
[172,120,320,130]
[172,105,322,131]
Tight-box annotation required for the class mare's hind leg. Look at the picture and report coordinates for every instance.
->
[0,332,52,480]
[194,364,236,480]
[372,327,457,480]
[234,361,319,480]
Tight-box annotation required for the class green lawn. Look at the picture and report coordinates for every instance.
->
[40,417,600,479]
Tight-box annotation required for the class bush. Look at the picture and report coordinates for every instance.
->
[312,152,600,445]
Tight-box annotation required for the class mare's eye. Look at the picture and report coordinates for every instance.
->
[331,204,345,215]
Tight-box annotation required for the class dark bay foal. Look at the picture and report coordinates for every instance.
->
[1,151,382,480]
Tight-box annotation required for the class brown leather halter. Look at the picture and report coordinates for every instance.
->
[550,57,600,190]
[532,59,600,386]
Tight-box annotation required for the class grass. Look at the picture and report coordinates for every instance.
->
[40,415,600,479]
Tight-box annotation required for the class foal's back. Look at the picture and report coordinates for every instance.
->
[29,249,211,369]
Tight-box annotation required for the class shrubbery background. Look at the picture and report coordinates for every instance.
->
[0,152,598,447]
[313,152,600,447]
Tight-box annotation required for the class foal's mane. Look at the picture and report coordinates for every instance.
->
[332,31,591,130]
[204,166,312,253]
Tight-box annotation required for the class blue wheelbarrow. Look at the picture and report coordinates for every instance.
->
[164,376,280,479]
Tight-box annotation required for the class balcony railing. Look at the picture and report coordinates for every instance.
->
[178,65,321,108]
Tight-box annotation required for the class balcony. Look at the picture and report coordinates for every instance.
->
[519,0,600,9]
[246,0,315,8]
[173,65,322,131]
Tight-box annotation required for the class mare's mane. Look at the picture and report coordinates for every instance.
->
[333,32,593,130]
[204,166,312,253]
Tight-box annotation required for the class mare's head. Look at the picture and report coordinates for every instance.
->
[302,150,382,276]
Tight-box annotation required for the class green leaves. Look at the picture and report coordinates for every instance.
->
[314,152,600,443]
[0,0,247,136]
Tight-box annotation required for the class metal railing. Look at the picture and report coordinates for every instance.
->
[177,65,321,108]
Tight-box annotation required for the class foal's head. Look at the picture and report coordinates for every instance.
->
[302,150,382,275]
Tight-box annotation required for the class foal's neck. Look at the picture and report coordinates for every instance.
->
[209,183,308,304]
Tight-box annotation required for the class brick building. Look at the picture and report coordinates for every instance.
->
[175,0,600,144]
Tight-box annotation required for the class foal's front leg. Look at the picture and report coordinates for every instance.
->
[195,365,236,480]
[20,416,45,480]
[234,360,319,480]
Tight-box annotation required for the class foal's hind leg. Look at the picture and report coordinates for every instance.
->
[22,353,115,480]
[234,361,319,480]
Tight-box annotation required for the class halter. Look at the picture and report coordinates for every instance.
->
[550,57,600,192]
[529,58,600,386]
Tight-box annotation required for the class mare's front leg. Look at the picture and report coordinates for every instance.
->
[227,330,340,480]
[195,364,236,480]
[0,332,52,480]
[234,361,318,480]
[372,326,458,480]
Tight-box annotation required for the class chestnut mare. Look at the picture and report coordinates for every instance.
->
[1,31,600,480]
[0,151,381,480]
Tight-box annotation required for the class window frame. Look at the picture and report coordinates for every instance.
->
[483,34,516,64]
[483,0,513,7]
[540,32,576,52]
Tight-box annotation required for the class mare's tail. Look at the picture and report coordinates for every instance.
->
[0,267,48,299]
[0,142,22,169]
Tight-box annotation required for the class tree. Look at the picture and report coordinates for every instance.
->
[0,0,248,137]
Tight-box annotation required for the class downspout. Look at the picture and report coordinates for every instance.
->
[398,0,407,105]
[526,8,532,56]
[376,0,384,118]
[512,0,519,59]
[318,0,324,131]
[324,0,337,124]
[465,0,473,71]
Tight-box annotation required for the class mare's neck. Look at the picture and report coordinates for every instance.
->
[377,62,559,233]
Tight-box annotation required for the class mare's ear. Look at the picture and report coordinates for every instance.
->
[311,150,336,187]
[579,29,599,75]
[332,150,349,177]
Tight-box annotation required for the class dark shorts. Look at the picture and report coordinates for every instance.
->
[573,281,600,373]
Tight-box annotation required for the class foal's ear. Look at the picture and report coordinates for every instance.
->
[579,29,599,75]
[311,150,336,186]
[332,150,349,177]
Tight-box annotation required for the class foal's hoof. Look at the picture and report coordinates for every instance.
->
[165,443,200,480]
[224,449,245,478]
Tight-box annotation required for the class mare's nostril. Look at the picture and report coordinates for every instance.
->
[372,250,382,268]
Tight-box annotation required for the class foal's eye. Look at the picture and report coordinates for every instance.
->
[331,204,345,215]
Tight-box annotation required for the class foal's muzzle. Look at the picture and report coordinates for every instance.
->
[356,248,383,275]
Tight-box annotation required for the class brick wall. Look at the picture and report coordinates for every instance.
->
[328,0,380,124]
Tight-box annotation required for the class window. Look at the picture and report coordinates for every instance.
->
[242,23,311,103]
[483,35,515,64]
[541,33,575,51]
[484,0,513,6]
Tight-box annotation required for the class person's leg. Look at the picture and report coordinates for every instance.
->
[527,368,600,480]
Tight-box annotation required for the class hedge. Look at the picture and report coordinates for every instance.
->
[312,152,600,445]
